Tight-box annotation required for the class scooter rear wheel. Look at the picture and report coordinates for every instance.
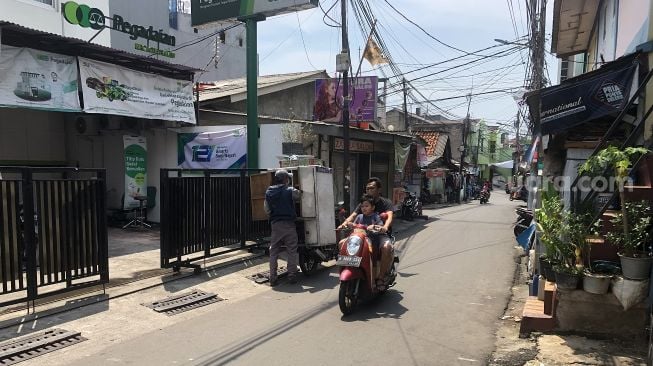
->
[339,280,357,315]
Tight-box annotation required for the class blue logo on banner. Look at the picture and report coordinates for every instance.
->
[192,145,213,162]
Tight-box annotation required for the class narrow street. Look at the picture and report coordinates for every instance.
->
[69,195,519,366]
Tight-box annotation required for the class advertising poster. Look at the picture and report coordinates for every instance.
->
[0,45,80,111]
[177,128,247,169]
[313,76,377,124]
[124,136,147,210]
[79,57,196,124]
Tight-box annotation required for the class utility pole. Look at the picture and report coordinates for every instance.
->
[513,111,520,184]
[527,0,546,209]
[459,94,471,202]
[339,0,351,212]
[402,78,409,133]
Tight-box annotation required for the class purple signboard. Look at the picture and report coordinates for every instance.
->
[313,76,378,125]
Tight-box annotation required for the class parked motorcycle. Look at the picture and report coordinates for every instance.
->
[479,188,491,204]
[420,189,436,205]
[513,207,533,238]
[401,189,422,220]
[509,187,528,202]
[336,223,398,315]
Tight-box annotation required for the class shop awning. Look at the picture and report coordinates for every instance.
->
[527,53,640,135]
[491,160,514,169]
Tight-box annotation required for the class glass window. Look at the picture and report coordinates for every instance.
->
[34,0,53,5]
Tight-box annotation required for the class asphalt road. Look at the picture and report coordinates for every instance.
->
[71,195,519,366]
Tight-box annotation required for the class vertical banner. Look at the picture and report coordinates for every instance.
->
[177,128,247,169]
[394,141,411,171]
[0,45,80,111]
[123,136,147,210]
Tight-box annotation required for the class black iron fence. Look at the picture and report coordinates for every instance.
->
[0,167,109,307]
[160,169,270,271]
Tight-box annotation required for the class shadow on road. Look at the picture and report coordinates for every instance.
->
[340,290,408,322]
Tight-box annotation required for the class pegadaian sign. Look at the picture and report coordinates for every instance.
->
[62,1,176,47]
[191,0,319,26]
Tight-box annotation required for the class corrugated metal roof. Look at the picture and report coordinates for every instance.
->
[198,70,329,102]
[0,21,198,80]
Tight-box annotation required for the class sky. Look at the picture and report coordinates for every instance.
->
[254,0,558,137]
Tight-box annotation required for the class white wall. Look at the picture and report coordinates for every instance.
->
[1,0,111,46]
[596,0,619,63]
[108,0,246,81]
[616,0,650,56]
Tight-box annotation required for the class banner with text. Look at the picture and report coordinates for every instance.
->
[177,128,247,169]
[0,45,80,111]
[124,136,147,210]
[313,76,377,124]
[79,57,196,123]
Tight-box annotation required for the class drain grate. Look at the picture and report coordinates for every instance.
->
[247,267,287,284]
[142,290,223,316]
[0,328,86,366]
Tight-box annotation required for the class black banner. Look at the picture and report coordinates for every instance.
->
[530,54,639,134]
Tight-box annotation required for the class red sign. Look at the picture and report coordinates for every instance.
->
[334,138,374,153]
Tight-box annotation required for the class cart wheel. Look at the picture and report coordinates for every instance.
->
[299,251,318,276]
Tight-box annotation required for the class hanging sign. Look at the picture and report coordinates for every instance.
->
[124,136,147,210]
[0,45,80,111]
[177,128,247,169]
[191,0,318,26]
[334,138,374,153]
[79,57,196,123]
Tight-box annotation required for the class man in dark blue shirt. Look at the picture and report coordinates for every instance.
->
[264,169,301,286]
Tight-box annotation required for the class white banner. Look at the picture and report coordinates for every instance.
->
[177,128,247,169]
[0,45,81,111]
[79,57,196,124]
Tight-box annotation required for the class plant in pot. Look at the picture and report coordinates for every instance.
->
[553,210,591,290]
[579,145,651,280]
[535,190,564,282]
[582,218,615,294]
[606,201,653,280]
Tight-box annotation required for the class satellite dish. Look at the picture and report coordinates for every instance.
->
[388,124,395,131]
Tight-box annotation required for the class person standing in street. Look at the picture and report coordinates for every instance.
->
[264,169,301,286]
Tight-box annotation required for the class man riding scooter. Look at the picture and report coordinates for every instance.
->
[338,177,394,291]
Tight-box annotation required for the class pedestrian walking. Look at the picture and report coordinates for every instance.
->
[264,169,301,286]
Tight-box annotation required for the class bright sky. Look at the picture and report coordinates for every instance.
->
[256,0,558,137]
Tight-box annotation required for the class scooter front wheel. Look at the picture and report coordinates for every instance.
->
[339,280,358,315]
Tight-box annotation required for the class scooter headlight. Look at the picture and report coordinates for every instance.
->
[346,236,362,256]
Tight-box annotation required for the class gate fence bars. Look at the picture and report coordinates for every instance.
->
[0,167,109,308]
[160,169,271,272]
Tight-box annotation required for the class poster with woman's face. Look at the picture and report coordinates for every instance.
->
[313,76,378,123]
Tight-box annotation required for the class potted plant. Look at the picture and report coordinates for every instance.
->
[606,201,653,280]
[579,145,651,280]
[582,219,614,294]
[535,190,564,282]
[553,210,592,290]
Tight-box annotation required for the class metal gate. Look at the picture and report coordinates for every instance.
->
[0,167,109,307]
[160,169,271,271]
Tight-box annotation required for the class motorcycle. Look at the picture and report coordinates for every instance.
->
[336,222,398,316]
[509,187,528,202]
[401,189,422,220]
[420,189,436,205]
[513,207,533,238]
[479,188,490,204]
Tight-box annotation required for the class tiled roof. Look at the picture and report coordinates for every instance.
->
[414,131,440,156]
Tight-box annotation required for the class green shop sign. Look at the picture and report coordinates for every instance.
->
[62,2,176,47]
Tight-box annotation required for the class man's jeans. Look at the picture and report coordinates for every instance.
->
[269,220,298,280]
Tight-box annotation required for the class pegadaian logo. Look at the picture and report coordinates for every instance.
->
[62,1,105,30]
[62,1,176,46]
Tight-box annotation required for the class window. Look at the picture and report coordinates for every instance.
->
[33,0,53,4]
